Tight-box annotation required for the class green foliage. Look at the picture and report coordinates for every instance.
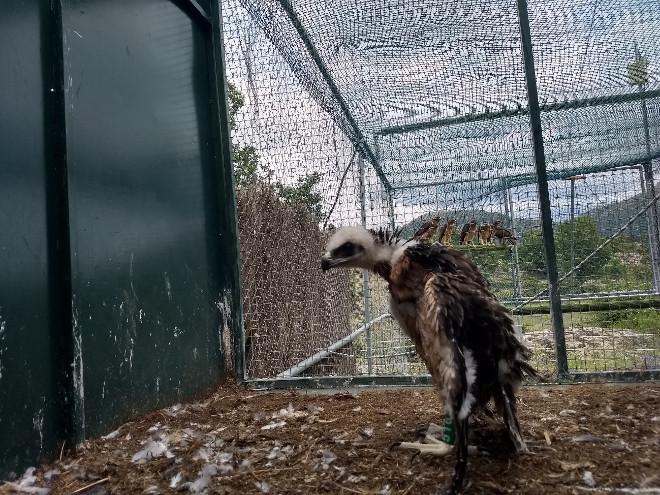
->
[273,172,323,220]
[518,216,618,282]
[227,82,323,218]
[226,82,244,131]
[232,144,261,188]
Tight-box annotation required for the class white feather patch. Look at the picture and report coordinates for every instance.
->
[391,239,418,265]
[458,348,477,420]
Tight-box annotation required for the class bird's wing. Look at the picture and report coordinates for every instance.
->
[438,223,448,240]
[413,219,432,238]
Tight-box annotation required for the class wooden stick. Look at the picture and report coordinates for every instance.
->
[70,477,110,494]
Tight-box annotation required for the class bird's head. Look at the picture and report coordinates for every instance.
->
[493,220,501,228]
[448,218,455,224]
[321,226,411,273]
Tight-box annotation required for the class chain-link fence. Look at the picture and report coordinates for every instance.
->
[221,0,660,384]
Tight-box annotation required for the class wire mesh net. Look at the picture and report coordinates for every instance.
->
[221,0,660,381]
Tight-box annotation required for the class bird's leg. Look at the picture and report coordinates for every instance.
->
[393,416,455,456]
[436,415,469,495]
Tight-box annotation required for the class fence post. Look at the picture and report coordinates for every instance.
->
[516,0,569,376]
[358,155,373,374]
[634,44,660,293]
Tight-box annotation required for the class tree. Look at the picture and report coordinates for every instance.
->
[274,172,323,220]
[227,82,323,219]
[517,216,617,283]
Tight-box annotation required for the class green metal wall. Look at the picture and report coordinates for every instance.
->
[0,0,241,477]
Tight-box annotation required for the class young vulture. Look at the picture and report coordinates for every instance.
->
[492,220,517,245]
[438,218,456,245]
[413,216,441,243]
[459,219,477,245]
[478,223,492,245]
[321,226,536,495]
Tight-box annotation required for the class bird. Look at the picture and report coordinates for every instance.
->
[438,218,456,245]
[492,221,517,245]
[478,223,492,245]
[321,226,537,495]
[413,216,440,243]
[460,219,477,245]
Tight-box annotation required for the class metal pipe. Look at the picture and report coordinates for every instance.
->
[277,0,392,191]
[517,0,568,375]
[358,155,373,374]
[275,314,393,378]
[377,88,660,137]
[504,289,659,306]
[634,44,660,293]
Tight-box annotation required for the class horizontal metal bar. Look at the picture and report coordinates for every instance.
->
[378,88,660,137]
[559,370,660,383]
[276,314,393,378]
[503,290,660,306]
[246,374,434,390]
[513,297,660,315]
[390,153,660,192]
[245,370,659,390]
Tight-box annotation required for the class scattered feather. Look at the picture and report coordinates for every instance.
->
[43,469,60,483]
[319,449,337,470]
[583,471,596,487]
[2,483,51,495]
[101,429,120,440]
[559,461,595,471]
[169,473,183,488]
[255,481,270,493]
[572,435,606,443]
[188,464,217,493]
[132,440,173,463]
[19,467,38,487]
[559,409,577,416]
[261,421,286,430]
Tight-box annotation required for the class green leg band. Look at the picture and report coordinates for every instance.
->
[442,413,456,445]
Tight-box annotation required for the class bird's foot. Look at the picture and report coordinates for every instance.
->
[392,437,454,456]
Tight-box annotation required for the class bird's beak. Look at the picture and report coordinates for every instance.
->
[321,256,333,272]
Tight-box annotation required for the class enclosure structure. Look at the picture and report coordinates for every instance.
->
[221,0,660,387]
[0,0,239,478]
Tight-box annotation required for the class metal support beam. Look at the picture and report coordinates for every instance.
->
[276,314,392,378]
[358,155,373,374]
[377,88,660,137]
[504,182,522,302]
[634,45,660,294]
[278,0,392,191]
[516,0,568,376]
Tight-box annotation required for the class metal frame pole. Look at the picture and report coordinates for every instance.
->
[634,44,660,293]
[516,0,569,376]
[358,155,373,374]
[504,180,522,301]
[570,178,575,294]
[638,166,660,291]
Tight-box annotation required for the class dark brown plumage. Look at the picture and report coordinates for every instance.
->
[460,219,477,245]
[413,216,440,243]
[492,220,517,245]
[321,226,536,495]
[439,218,456,245]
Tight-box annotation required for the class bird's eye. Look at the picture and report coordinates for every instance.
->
[332,241,358,258]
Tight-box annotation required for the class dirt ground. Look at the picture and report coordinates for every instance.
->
[2,383,659,495]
